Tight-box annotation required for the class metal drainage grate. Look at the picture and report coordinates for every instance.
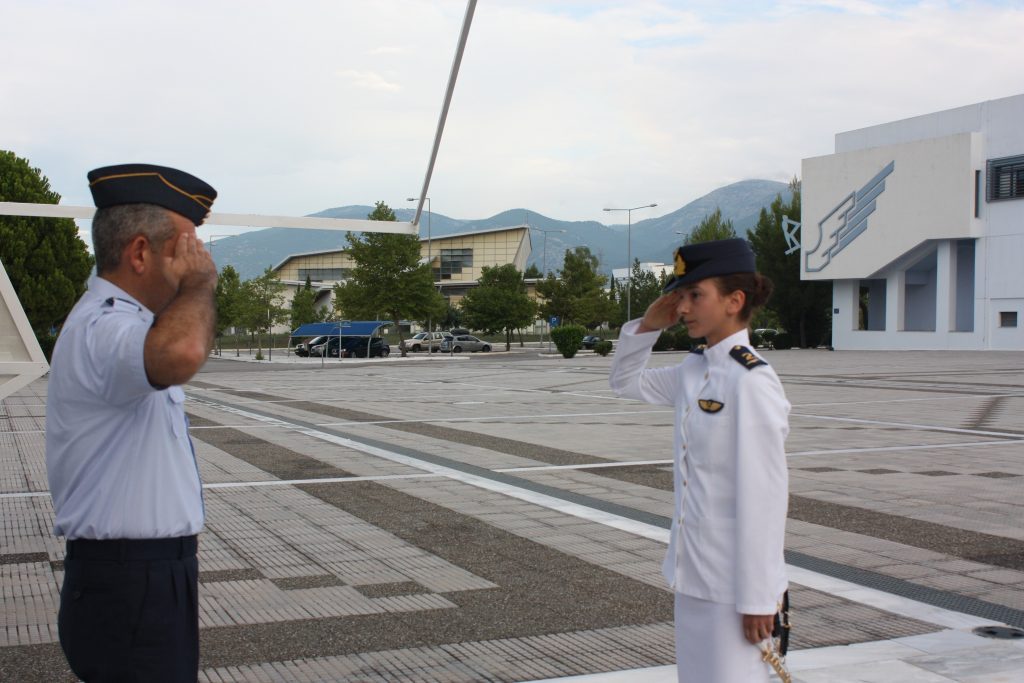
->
[973,625,1024,640]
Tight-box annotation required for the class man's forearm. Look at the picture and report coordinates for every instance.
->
[144,284,216,386]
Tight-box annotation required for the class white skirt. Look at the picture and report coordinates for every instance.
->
[675,593,771,683]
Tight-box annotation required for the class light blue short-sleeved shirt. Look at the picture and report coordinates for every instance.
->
[45,276,205,540]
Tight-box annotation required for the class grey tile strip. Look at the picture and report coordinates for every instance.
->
[0,552,48,565]
[786,552,1024,629]
[191,393,1024,631]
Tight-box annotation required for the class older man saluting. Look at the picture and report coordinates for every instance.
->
[46,164,218,682]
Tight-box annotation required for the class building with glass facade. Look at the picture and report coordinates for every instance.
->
[272,225,533,329]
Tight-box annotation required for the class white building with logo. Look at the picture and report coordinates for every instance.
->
[801,93,1024,350]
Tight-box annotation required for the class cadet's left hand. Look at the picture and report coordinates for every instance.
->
[742,613,774,645]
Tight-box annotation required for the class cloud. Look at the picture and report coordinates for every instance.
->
[337,69,403,92]
[1,0,1021,235]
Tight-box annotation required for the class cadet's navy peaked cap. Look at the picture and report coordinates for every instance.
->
[87,164,217,226]
[662,238,756,293]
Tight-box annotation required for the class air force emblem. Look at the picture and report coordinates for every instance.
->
[805,161,894,273]
[698,399,724,413]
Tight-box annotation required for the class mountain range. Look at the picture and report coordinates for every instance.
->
[208,179,792,280]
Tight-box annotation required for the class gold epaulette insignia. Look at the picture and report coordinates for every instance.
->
[729,345,766,370]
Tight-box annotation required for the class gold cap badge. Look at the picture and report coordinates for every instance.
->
[674,251,687,277]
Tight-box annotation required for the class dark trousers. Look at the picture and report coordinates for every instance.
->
[58,536,199,683]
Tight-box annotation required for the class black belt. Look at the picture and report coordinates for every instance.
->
[66,535,198,562]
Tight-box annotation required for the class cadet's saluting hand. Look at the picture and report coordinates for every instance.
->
[639,291,683,332]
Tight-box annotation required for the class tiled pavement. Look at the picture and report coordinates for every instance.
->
[2,347,1024,681]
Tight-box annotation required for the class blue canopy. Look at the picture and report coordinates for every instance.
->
[290,321,389,338]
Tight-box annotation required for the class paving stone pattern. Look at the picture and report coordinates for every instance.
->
[2,350,1024,681]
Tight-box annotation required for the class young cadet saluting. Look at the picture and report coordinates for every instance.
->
[46,164,218,682]
[609,238,789,683]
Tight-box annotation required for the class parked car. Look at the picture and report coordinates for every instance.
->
[403,331,453,352]
[448,328,471,336]
[293,335,328,357]
[439,334,492,353]
[581,334,603,350]
[312,336,391,358]
[753,328,779,349]
[341,337,390,358]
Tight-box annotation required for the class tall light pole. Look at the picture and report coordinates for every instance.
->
[529,227,566,278]
[207,234,234,261]
[604,203,657,322]
[407,197,434,344]
[529,226,566,350]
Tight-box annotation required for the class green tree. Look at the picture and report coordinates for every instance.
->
[523,263,542,279]
[240,267,289,357]
[747,181,831,348]
[332,201,445,356]
[461,264,538,351]
[290,275,324,329]
[619,258,662,325]
[686,207,737,244]
[0,151,93,343]
[367,200,397,222]
[214,265,244,354]
[535,246,615,328]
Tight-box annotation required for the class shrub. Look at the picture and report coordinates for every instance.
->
[772,332,793,350]
[37,334,57,362]
[593,340,613,356]
[673,329,694,351]
[550,324,586,358]
[653,330,674,351]
[750,329,763,348]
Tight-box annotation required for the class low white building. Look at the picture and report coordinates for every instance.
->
[611,262,674,286]
[801,93,1024,350]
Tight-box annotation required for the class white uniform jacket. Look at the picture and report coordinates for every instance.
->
[610,322,789,615]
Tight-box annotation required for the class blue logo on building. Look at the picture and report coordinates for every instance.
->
[806,161,894,273]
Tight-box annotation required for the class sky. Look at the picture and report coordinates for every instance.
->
[2,0,1023,243]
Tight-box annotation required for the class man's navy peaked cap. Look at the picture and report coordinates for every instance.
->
[88,163,217,226]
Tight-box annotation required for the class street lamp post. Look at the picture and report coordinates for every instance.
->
[604,203,657,322]
[529,226,566,350]
[407,197,435,350]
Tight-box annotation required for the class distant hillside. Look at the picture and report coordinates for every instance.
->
[209,179,791,279]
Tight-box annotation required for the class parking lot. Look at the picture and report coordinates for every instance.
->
[3,346,1024,681]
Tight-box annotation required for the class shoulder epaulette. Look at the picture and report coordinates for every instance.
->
[690,344,706,355]
[730,345,767,370]
[104,296,141,313]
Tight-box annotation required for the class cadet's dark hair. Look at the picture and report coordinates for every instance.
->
[92,204,176,275]
[712,272,773,322]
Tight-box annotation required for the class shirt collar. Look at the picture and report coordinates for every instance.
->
[703,327,751,364]
[87,275,154,320]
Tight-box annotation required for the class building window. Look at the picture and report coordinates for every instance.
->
[987,155,1024,202]
[438,248,473,280]
[902,250,937,332]
[953,240,975,332]
[298,268,349,281]
[857,279,886,331]
[1001,311,1018,328]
